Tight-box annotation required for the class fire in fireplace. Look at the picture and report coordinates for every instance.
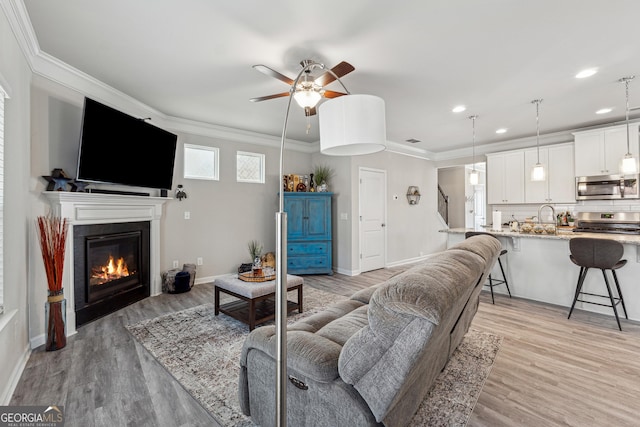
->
[91,255,132,286]
[74,221,150,326]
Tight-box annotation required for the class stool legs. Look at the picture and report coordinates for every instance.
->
[568,267,626,331]
[485,256,511,304]
[602,270,622,331]
[611,270,628,319]
[568,267,588,320]
[497,257,512,298]
[487,275,495,304]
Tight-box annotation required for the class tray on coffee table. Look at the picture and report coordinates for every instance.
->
[238,271,276,282]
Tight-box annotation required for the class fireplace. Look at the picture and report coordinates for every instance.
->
[43,191,167,338]
[74,221,150,326]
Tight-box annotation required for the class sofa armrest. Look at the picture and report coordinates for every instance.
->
[240,326,343,383]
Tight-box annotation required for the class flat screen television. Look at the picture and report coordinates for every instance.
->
[76,97,178,191]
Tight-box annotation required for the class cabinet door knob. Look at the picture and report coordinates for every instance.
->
[381,223,386,227]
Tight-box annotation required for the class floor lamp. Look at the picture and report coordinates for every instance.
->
[275,61,386,427]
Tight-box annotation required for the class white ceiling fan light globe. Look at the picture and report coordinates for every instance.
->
[319,94,387,156]
[293,89,322,109]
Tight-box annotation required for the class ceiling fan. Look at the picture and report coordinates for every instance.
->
[250,59,355,116]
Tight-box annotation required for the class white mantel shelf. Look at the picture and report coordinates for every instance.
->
[43,191,170,336]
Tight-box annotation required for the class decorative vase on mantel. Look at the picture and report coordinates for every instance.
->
[36,214,69,351]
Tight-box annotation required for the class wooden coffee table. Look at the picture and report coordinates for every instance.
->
[214,274,303,330]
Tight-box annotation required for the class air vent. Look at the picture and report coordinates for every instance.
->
[405,138,421,143]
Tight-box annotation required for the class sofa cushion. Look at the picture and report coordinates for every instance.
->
[370,248,485,326]
[240,299,368,384]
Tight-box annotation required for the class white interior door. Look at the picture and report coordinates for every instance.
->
[359,168,386,273]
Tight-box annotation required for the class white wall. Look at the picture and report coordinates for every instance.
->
[313,151,447,275]
[0,7,32,404]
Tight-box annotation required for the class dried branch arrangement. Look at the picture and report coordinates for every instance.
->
[36,214,69,351]
[36,215,69,292]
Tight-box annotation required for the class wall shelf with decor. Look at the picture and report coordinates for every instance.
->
[283,192,333,275]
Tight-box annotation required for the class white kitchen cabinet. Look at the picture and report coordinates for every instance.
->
[524,143,575,203]
[573,124,639,176]
[487,151,525,204]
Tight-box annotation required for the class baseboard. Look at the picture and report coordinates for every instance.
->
[1,342,30,405]
[386,254,432,269]
[334,267,360,276]
[194,275,217,285]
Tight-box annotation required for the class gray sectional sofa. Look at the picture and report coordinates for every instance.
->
[238,234,501,426]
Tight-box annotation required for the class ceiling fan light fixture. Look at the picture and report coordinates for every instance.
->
[293,88,322,109]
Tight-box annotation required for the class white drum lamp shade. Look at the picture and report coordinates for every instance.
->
[319,94,386,156]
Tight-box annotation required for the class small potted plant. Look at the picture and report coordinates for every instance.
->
[313,164,334,192]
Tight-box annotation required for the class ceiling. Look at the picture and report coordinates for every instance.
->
[21,0,640,155]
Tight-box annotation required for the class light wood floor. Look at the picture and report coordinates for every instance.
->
[10,266,640,426]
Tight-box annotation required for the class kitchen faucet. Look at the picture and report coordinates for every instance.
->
[538,204,556,224]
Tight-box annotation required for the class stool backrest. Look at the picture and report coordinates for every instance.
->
[569,238,624,269]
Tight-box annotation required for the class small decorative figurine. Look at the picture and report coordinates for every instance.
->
[175,184,187,201]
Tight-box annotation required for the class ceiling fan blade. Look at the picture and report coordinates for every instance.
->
[250,92,290,102]
[314,61,355,87]
[323,90,348,99]
[304,106,317,117]
[252,64,295,85]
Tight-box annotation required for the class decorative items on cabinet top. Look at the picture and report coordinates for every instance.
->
[283,164,334,193]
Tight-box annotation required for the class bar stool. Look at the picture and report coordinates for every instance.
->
[568,238,628,331]
[465,231,512,304]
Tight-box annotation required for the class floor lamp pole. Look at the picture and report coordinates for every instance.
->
[275,60,325,427]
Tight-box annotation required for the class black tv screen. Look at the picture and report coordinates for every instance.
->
[76,97,177,190]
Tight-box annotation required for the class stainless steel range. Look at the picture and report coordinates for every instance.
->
[574,212,640,235]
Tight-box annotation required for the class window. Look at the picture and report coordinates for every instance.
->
[184,144,219,180]
[236,151,265,184]
[0,84,6,314]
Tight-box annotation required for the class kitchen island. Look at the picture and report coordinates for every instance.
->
[442,227,640,322]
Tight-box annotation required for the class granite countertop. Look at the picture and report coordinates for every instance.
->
[441,227,640,245]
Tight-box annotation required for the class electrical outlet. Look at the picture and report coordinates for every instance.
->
[173,260,179,268]
[197,257,203,266]
[184,211,191,220]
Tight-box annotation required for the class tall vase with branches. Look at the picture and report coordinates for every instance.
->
[37,214,69,351]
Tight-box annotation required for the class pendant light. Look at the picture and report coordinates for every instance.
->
[619,76,637,175]
[468,115,479,185]
[531,99,546,181]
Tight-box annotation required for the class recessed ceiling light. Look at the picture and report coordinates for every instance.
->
[452,105,466,113]
[596,108,612,114]
[495,128,507,134]
[576,68,598,79]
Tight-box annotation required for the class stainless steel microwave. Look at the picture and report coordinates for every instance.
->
[576,174,639,200]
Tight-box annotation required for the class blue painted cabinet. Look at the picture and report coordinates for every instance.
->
[283,192,333,275]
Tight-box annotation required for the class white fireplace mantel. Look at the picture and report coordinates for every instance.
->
[43,191,169,335]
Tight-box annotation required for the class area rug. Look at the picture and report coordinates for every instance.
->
[126,287,502,426]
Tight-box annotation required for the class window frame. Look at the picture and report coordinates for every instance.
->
[183,143,220,181]
[236,150,265,184]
